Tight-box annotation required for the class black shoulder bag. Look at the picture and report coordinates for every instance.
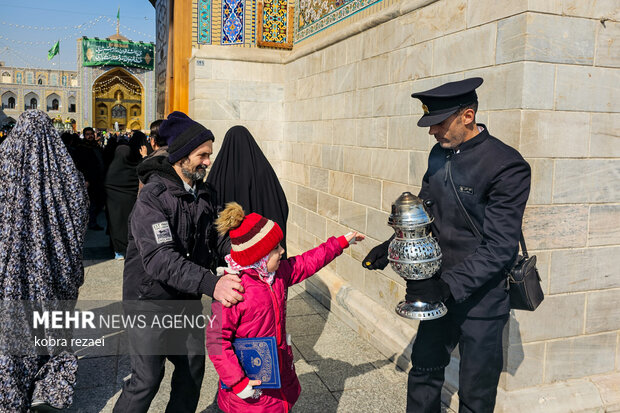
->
[446,159,544,311]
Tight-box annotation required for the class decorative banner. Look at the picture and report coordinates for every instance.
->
[82,38,155,70]
[257,0,293,49]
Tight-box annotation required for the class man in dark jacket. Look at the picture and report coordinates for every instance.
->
[114,112,244,413]
[363,78,531,413]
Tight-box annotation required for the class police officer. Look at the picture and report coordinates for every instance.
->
[363,78,531,413]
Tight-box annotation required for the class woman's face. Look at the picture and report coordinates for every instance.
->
[266,244,285,272]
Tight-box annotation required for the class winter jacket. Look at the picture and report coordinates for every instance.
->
[419,125,531,317]
[123,155,228,301]
[208,236,349,413]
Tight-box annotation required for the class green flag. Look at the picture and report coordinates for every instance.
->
[47,40,59,60]
[117,7,120,20]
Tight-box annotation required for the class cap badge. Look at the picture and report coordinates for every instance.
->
[422,104,429,115]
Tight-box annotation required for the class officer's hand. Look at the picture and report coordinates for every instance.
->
[362,238,391,270]
[213,273,244,307]
[405,278,451,303]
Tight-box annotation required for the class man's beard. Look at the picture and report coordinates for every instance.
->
[181,164,207,182]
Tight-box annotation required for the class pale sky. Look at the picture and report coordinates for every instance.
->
[0,1,156,71]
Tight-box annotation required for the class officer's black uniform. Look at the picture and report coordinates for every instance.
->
[414,79,531,413]
[364,78,531,413]
[410,125,531,413]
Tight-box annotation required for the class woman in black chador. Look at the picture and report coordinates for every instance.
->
[0,110,88,412]
[104,132,146,259]
[207,125,289,255]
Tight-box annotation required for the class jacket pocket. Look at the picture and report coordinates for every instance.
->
[137,280,152,299]
[138,279,172,300]
[227,388,277,411]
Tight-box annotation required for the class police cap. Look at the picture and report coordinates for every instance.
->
[411,77,483,127]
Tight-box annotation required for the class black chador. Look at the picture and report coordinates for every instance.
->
[105,139,142,256]
[206,125,289,256]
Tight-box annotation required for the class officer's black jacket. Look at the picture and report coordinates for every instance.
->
[419,126,531,317]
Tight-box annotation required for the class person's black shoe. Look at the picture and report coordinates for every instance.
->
[30,399,62,412]
[88,224,104,231]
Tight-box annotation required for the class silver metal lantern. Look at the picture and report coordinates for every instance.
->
[388,192,447,320]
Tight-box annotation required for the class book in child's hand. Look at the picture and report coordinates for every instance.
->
[221,336,281,389]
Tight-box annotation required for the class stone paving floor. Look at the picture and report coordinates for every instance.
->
[66,224,454,412]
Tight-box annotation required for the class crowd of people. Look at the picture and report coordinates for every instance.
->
[59,126,150,259]
[0,76,531,413]
[0,127,13,146]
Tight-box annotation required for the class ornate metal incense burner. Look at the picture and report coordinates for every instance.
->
[388,192,447,320]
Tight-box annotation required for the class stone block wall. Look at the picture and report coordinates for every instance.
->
[190,0,620,410]
[188,50,286,168]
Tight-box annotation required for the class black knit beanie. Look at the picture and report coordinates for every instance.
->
[159,111,215,164]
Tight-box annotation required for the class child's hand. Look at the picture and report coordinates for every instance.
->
[236,380,262,399]
[216,266,239,277]
[345,231,366,245]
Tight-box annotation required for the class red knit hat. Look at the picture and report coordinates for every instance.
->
[229,213,283,266]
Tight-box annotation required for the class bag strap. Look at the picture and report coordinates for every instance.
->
[518,232,528,259]
[446,156,528,257]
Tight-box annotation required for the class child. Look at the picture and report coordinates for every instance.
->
[207,202,364,412]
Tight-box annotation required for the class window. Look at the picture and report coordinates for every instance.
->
[68,96,76,112]
[97,103,107,117]
[50,74,58,86]
[46,94,61,111]
[2,92,17,109]
[24,92,39,110]
[15,73,22,84]
[38,78,43,85]
[62,76,67,86]
[111,104,126,118]
[26,72,34,84]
